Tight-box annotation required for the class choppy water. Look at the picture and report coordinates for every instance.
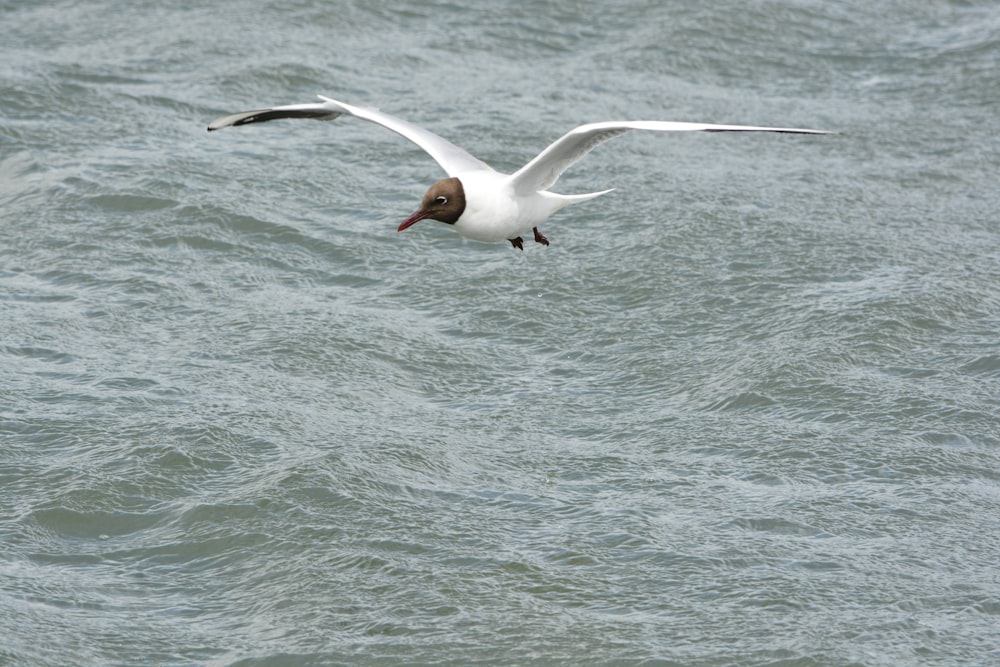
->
[3,1,999,665]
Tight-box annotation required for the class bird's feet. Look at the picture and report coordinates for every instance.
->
[532,227,549,246]
[508,237,524,251]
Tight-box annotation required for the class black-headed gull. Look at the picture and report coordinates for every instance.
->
[208,95,827,250]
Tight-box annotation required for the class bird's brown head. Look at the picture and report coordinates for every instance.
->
[397,177,466,232]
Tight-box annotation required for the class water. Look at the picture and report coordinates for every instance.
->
[2,1,999,665]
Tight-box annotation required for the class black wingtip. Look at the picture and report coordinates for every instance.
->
[206,108,343,133]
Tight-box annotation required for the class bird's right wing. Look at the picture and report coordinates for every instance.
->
[208,95,494,178]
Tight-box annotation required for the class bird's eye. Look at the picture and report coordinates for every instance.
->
[435,196,448,205]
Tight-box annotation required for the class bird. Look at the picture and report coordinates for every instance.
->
[207,95,827,250]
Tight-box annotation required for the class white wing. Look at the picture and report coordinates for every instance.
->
[208,95,494,177]
[509,120,830,194]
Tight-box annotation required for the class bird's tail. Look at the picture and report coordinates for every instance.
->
[544,188,615,213]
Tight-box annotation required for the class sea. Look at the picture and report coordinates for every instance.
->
[2,1,998,665]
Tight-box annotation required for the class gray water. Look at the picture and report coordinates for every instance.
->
[2,1,999,665]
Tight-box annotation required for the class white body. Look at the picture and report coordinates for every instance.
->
[451,170,610,243]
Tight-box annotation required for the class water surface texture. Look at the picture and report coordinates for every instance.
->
[2,1,999,665]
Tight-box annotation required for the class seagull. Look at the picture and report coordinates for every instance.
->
[208,95,827,250]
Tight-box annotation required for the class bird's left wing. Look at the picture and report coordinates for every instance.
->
[508,120,829,194]
[208,95,494,177]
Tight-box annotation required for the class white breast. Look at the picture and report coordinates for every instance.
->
[451,171,556,243]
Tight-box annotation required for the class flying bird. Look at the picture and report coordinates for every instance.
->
[208,95,827,250]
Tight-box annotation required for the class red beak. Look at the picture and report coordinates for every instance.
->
[398,209,430,232]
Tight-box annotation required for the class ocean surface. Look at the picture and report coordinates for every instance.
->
[2,1,999,665]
